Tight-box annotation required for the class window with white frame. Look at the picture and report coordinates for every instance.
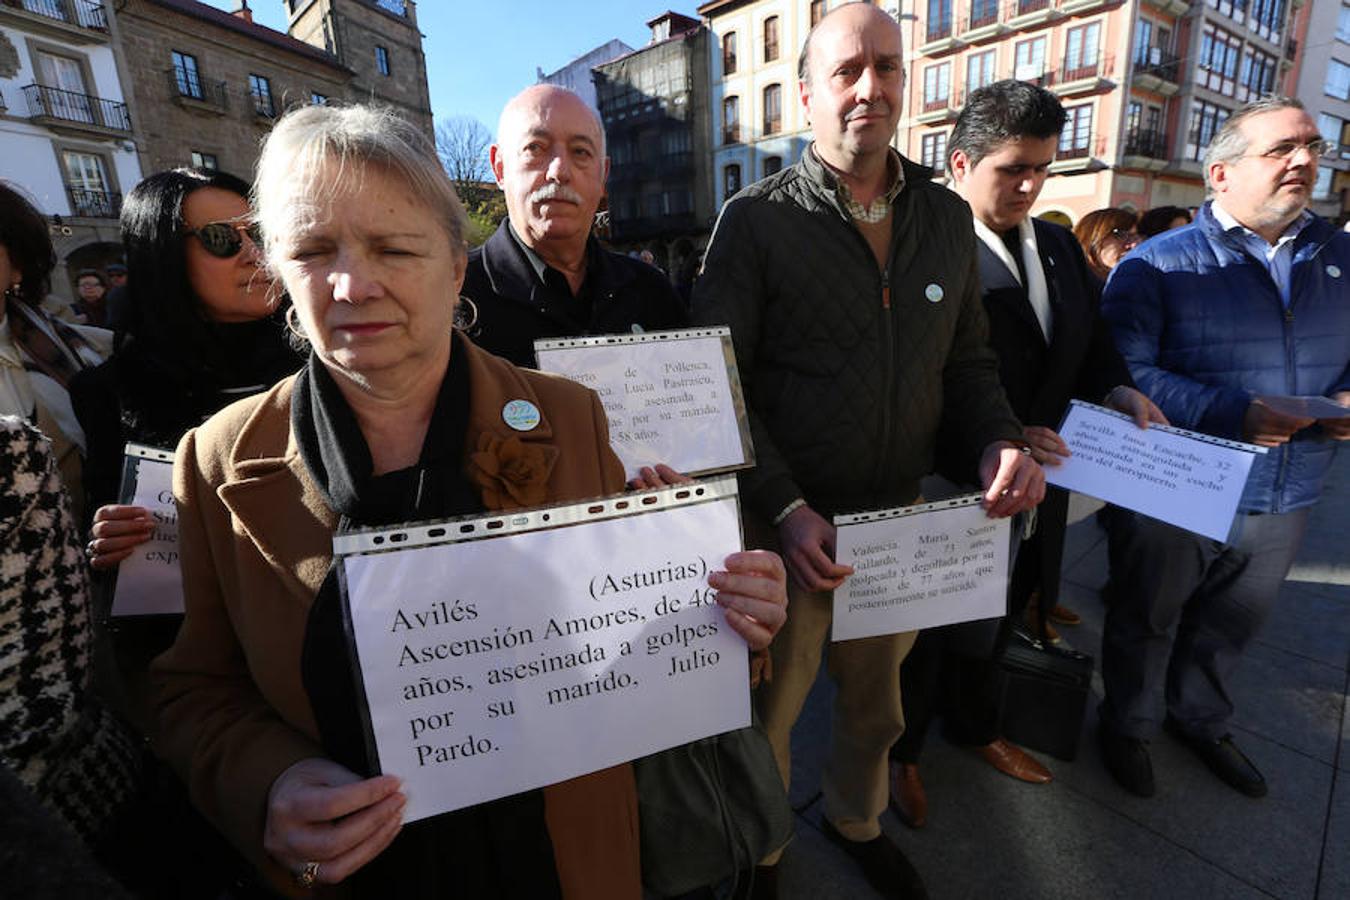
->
[1014,37,1047,82]
[923,62,951,110]
[1059,104,1093,157]
[1328,59,1350,101]
[1187,100,1231,160]
[966,50,996,98]
[1064,22,1101,79]
[1313,165,1335,200]
[921,131,948,173]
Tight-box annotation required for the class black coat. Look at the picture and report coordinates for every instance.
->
[461,221,688,368]
[977,219,1130,432]
[940,218,1132,615]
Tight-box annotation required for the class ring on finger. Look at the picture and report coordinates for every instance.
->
[295,861,320,889]
[85,541,97,559]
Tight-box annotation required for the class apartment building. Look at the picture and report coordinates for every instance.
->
[904,0,1301,224]
[699,0,839,208]
[594,11,715,268]
[0,0,144,292]
[1290,0,1349,221]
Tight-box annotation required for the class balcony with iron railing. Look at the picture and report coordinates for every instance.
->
[1131,47,1181,94]
[917,92,958,124]
[66,185,121,219]
[1051,133,1109,171]
[0,0,107,42]
[23,83,129,134]
[920,10,962,55]
[1121,128,1171,170]
[1008,0,1061,27]
[1048,54,1115,95]
[166,66,229,114]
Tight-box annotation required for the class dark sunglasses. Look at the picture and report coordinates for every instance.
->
[187,221,263,258]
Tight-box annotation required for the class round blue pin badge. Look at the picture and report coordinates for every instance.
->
[925,283,944,303]
[502,399,541,432]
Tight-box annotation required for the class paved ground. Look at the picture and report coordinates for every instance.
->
[776,451,1350,900]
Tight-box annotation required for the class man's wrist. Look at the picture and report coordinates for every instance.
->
[990,438,1033,456]
[771,498,807,526]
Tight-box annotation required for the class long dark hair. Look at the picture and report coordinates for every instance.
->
[119,167,256,360]
[0,181,57,307]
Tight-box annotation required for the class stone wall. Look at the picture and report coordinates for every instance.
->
[288,0,432,140]
[118,0,350,179]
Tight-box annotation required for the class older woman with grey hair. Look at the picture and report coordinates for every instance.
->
[150,103,786,899]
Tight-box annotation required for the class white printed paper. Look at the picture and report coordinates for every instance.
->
[534,328,753,479]
[338,478,750,823]
[110,446,184,616]
[1045,401,1264,541]
[832,496,1010,642]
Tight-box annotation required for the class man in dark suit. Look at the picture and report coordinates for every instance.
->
[889,80,1165,827]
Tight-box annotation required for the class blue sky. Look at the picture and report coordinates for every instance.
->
[209,1,691,138]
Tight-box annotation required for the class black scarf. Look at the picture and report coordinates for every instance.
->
[291,335,561,900]
[116,313,300,448]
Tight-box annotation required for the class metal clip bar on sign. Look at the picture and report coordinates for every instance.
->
[124,442,175,463]
[533,326,731,353]
[834,493,985,527]
[1067,400,1268,454]
[333,475,740,558]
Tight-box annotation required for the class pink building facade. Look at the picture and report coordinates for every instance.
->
[900,0,1302,226]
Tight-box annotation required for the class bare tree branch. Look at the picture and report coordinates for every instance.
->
[435,116,493,191]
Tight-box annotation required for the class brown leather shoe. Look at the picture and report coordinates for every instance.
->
[1047,603,1082,626]
[888,761,927,828]
[977,738,1053,784]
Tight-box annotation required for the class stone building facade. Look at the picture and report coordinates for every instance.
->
[286,0,432,136]
[117,0,432,181]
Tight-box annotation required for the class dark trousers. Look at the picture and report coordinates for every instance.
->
[890,626,1004,762]
[1100,508,1310,741]
[890,511,1046,763]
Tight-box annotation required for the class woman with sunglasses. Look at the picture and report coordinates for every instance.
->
[1073,207,1142,285]
[72,168,300,726]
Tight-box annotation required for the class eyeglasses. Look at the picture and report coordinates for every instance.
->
[187,221,263,258]
[1246,138,1333,161]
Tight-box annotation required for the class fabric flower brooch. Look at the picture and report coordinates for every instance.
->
[467,433,559,510]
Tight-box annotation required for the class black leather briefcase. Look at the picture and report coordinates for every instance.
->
[998,627,1094,761]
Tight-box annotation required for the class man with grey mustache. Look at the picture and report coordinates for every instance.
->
[461,84,687,369]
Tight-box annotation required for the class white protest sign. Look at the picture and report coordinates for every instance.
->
[1045,400,1265,541]
[110,444,184,617]
[832,496,1009,642]
[337,477,751,823]
[534,328,753,480]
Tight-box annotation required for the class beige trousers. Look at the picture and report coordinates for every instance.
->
[751,515,918,857]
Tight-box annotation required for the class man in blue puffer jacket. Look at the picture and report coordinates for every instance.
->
[1098,97,1350,800]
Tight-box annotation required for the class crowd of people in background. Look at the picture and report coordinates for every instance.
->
[1,3,1347,899]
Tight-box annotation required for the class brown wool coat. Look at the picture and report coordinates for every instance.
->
[151,337,640,899]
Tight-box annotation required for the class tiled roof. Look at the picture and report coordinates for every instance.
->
[142,0,351,73]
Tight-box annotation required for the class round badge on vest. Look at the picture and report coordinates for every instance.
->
[502,399,541,432]
[1328,264,1342,279]
[925,283,944,303]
